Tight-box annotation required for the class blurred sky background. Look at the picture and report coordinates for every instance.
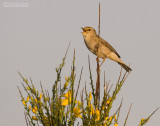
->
[0,0,160,125]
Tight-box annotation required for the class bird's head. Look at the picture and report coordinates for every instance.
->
[81,27,97,38]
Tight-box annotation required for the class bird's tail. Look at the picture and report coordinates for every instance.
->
[109,53,132,72]
[116,58,132,72]
[118,62,132,72]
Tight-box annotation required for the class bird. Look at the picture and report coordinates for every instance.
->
[81,26,132,72]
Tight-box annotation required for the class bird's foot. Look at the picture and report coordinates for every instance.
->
[96,57,100,62]
[99,59,106,68]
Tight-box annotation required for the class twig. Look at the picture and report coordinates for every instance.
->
[98,3,101,37]
[75,67,83,101]
[122,72,130,83]
[96,58,100,108]
[117,98,123,122]
[24,112,29,126]
[96,2,101,109]
[88,55,95,100]
[124,103,132,126]
[64,42,70,60]
[107,84,113,96]
[105,80,110,96]
[104,71,106,91]
[118,66,123,84]
[149,107,159,118]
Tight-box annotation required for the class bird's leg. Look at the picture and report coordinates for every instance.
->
[96,57,100,62]
[99,58,105,68]
[96,57,101,71]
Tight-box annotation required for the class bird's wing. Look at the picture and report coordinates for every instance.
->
[99,37,121,58]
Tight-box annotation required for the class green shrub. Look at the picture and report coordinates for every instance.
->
[18,47,158,126]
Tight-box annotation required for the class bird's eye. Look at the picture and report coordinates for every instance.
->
[88,29,91,31]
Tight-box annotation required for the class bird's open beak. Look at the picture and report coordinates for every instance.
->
[81,27,85,32]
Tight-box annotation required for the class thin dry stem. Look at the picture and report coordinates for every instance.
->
[98,2,101,37]
[104,71,106,90]
[105,80,110,96]
[96,2,101,109]
[64,42,70,60]
[75,67,83,101]
[24,112,29,126]
[118,66,123,84]
[149,107,159,118]
[117,98,123,122]
[124,103,132,126]
[122,72,130,84]
[107,84,113,96]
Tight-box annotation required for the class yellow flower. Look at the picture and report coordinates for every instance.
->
[26,96,29,102]
[88,102,91,107]
[23,100,26,106]
[35,99,37,103]
[65,76,68,81]
[78,101,81,106]
[29,105,31,110]
[114,123,118,126]
[107,100,110,104]
[44,116,48,120]
[61,91,71,106]
[108,97,112,101]
[32,108,36,113]
[105,117,108,120]
[61,99,69,106]
[32,106,38,114]
[102,105,105,110]
[31,97,33,100]
[109,116,113,122]
[32,108,37,114]
[90,104,94,115]
[32,116,38,120]
[95,109,100,121]
[107,97,112,104]
[39,93,42,99]
[73,106,81,118]
[140,118,144,125]
[27,86,30,90]
[64,82,68,87]
[64,91,71,98]
[34,105,38,111]
[89,92,92,101]
[114,115,117,121]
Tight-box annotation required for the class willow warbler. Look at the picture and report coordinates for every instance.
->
[81,26,132,72]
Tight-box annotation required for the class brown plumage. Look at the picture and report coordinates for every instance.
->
[81,26,132,72]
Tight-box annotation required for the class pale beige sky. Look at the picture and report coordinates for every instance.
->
[0,0,160,125]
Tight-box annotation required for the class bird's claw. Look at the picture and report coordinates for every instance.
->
[96,57,100,62]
